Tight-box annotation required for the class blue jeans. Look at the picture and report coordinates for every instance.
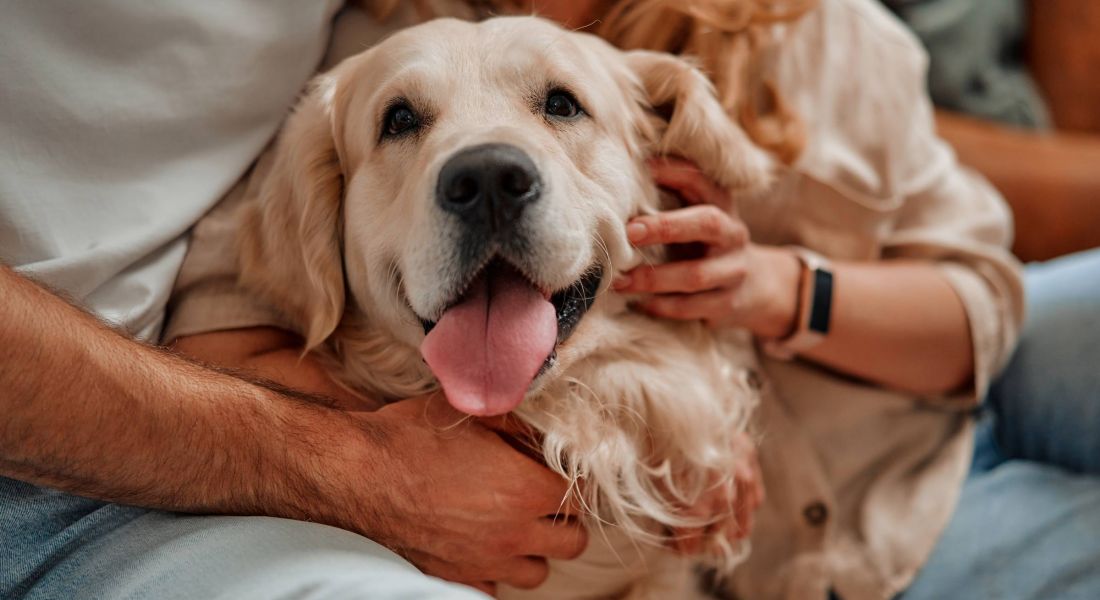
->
[0,478,483,599]
[3,251,1099,599]
[903,248,1100,599]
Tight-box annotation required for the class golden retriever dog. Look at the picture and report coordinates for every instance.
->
[238,16,772,599]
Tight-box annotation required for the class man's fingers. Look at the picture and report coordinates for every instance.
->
[647,157,733,210]
[525,472,582,519]
[626,206,746,248]
[408,551,499,594]
[407,550,551,592]
[415,552,543,594]
[471,421,578,520]
[527,517,589,560]
[615,255,745,294]
[517,461,585,519]
[638,289,735,323]
[497,557,550,590]
[468,581,495,594]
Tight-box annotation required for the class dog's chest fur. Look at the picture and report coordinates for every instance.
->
[321,298,757,599]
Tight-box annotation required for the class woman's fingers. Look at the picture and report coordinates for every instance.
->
[730,432,765,509]
[730,435,764,539]
[614,254,745,294]
[626,205,747,249]
[733,477,755,538]
[648,157,733,210]
[663,435,765,555]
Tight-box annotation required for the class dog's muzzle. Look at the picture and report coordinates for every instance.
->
[418,143,604,418]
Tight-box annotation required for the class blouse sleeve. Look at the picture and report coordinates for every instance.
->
[869,6,1026,404]
[780,0,1026,404]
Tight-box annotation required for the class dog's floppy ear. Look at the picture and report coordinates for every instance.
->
[239,74,347,350]
[625,50,772,191]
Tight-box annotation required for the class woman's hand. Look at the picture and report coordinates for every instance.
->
[613,158,802,339]
[619,159,977,394]
[669,431,765,554]
[173,329,588,596]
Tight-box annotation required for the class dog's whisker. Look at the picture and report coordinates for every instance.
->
[572,18,602,33]
[430,412,475,433]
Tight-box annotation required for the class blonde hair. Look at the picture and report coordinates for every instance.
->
[367,0,816,163]
[598,0,815,163]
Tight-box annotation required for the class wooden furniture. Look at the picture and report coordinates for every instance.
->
[1029,0,1100,134]
[935,1,1100,262]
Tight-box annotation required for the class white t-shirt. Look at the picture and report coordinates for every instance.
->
[0,0,341,341]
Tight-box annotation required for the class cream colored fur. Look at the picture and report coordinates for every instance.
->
[238,16,772,599]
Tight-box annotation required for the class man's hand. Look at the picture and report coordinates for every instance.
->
[0,268,584,598]
[293,395,587,596]
[174,330,587,595]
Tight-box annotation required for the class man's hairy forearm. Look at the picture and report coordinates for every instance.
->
[0,264,372,517]
[0,267,595,589]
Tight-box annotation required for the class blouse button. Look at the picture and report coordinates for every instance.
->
[803,501,829,527]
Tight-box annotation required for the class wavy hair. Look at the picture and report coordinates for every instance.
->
[368,0,817,163]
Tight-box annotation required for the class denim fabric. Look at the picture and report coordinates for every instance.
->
[902,436,1100,600]
[902,248,1100,599]
[0,478,483,599]
[988,250,1100,474]
[0,480,146,599]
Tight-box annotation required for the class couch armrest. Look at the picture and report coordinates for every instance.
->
[936,110,1100,262]
[1028,0,1100,133]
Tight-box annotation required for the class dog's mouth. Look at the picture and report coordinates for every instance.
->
[419,258,602,417]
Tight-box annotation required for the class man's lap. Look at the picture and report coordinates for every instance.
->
[1,479,483,600]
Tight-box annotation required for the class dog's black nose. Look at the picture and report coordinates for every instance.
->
[436,143,541,232]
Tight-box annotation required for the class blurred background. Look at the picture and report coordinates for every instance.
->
[881,0,1100,263]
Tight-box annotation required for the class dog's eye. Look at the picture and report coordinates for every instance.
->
[544,90,582,120]
[383,102,420,138]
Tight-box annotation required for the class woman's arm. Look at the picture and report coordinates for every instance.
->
[796,259,972,394]
[615,159,974,396]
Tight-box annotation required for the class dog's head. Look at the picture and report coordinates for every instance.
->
[241,16,771,415]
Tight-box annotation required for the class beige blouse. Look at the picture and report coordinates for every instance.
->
[165,1,1025,599]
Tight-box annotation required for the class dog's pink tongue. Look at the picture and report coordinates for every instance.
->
[421,266,557,416]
